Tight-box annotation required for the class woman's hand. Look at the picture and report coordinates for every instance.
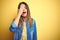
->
[18,8,23,16]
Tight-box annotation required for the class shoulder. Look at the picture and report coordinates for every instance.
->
[32,18,36,29]
[32,18,36,25]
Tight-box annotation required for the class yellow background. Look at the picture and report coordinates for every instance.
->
[0,0,60,40]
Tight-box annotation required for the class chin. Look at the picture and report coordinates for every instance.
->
[22,15,27,18]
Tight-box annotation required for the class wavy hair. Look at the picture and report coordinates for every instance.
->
[18,2,33,28]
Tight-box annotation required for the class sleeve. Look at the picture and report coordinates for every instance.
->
[33,19,37,40]
[9,19,18,32]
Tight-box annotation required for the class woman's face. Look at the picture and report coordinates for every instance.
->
[20,4,27,17]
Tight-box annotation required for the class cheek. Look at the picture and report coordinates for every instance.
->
[25,13,27,16]
[25,9,27,12]
[25,10,27,15]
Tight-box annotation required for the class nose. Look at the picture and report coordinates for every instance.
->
[23,9,25,12]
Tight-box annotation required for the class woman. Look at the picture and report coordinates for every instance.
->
[10,2,37,40]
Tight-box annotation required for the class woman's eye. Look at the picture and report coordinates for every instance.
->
[25,7,27,9]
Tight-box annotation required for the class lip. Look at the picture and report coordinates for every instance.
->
[22,12,26,14]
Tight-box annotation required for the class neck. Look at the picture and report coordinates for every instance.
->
[23,17,27,22]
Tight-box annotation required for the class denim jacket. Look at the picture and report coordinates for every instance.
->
[9,19,37,40]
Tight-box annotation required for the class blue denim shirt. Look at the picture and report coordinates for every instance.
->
[9,19,37,40]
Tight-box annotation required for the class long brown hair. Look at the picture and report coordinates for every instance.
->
[18,2,33,28]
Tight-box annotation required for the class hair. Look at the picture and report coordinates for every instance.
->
[18,2,33,28]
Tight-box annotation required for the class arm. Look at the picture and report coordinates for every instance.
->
[33,20,37,40]
[9,8,23,32]
[9,13,21,32]
[9,20,19,32]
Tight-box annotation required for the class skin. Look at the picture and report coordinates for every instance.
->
[14,4,27,27]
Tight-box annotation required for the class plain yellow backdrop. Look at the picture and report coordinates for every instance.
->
[0,0,60,40]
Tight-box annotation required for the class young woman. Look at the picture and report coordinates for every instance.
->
[10,2,37,40]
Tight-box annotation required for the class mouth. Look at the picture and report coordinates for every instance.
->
[22,12,26,14]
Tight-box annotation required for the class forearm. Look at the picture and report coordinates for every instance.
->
[14,13,21,26]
